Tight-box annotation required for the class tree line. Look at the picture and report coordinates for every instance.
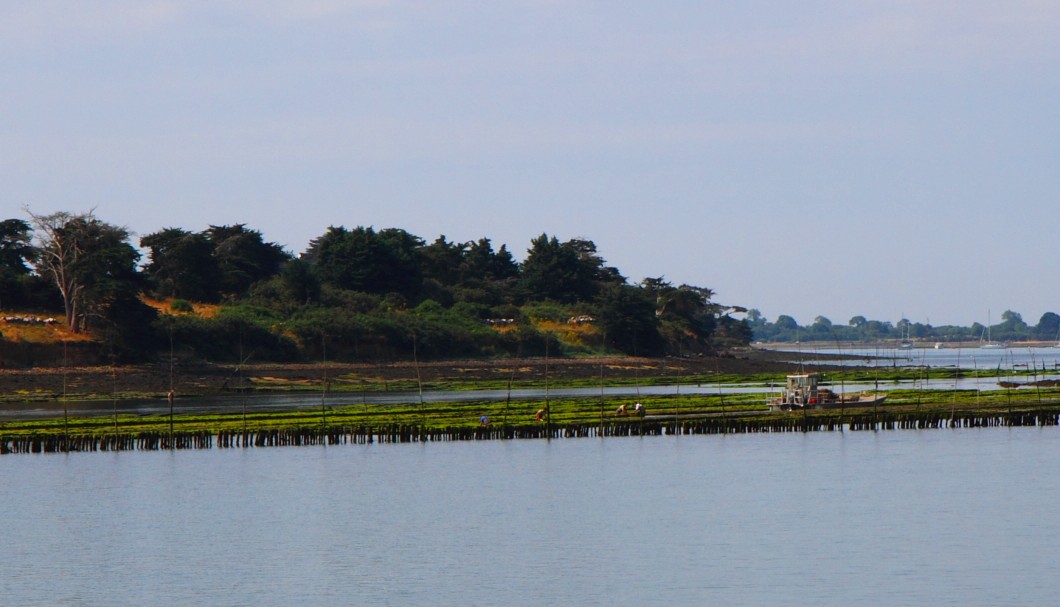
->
[747,309,1060,344]
[0,210,750,362]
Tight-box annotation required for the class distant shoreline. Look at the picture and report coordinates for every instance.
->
[756,340,1060,350]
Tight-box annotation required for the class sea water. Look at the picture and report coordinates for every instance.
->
[2,428,1058,606]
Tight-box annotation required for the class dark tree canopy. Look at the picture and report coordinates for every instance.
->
[0,219,35,276]
[141,228,221,301]
[0,219,38,310]
[27,210,144,332]
[519,234,603,303]
[1036,312,1060,340]
[207,224,290,296]
[308,226,424,299]
[596,283,664,355]
[465,238,518,283]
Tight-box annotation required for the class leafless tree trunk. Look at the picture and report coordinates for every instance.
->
[25,209,96,333]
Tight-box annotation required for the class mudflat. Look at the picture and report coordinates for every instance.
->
[0,348,819,399]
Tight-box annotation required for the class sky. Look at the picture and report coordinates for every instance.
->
[3,1,1058,328]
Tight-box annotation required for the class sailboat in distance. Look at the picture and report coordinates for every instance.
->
[979,310,1005,349]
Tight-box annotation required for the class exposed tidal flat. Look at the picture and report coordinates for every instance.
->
[4,349,1060,454]
[3,427,1059,606]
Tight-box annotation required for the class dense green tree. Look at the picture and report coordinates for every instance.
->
[565,238,625,285]
[308,226,424,299]
[279,258,320,304]
[596,284,663,355]
[141,228,221,301]
[27,210,144,332]
[519,234,599,303]
[713,314,754,348]
[652,283,719,350]
[997,310,1029,339]
[774,315,798,331]
[0,219,36,309]
[1035,312,1060,340]
[376,228,426,298]
[207,224,290,296]
[464,238,519,283]
[421,236,466,286]
[745,308,765,325]
[0,219,34,276]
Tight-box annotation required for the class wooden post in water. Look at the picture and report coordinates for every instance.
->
[504,365,515,433]
[413,331,425,429]
[321,335,328,431]
[240,335,248,436]
[952,346,961,420]
[168,321,175,444]
[545,336,551,440]
[112,362,118,432]
[599,359,605,437]
[62,339,68,451]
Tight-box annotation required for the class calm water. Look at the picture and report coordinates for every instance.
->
[776,344,1060,371]
[2,429,1059,606]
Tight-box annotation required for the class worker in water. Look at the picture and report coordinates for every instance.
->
[615,403,627,415]
[633,402,645,417]
[479,415,491,426]
[535,408,546,422]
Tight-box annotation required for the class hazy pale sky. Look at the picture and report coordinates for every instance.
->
[3,1,1058,327]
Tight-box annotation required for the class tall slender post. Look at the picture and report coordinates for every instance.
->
[504,366,515,434]
[599,359,605,437]
[413,331,424,428]
[321,336,328,431]
[168,323,175,443]
[240,331,247,436]
[544,336,551,440]
[112,362,118,433]
[62,339,68,451]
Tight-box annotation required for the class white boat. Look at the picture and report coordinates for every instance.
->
[896,319,913,349]
[979,311,1006,349]
[769,373,886,411]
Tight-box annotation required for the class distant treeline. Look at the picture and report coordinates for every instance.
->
[0,212,751,363]
[747,309,1060,344]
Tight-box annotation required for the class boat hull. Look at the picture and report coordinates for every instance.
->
[771,394,886,412]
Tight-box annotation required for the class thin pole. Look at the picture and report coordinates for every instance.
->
[413,331,424,427]
[504,365,515,433]
[599,359,605,437]
[112,362,118,433]
[168,323,175,443]
[240,331,247,436]
[545,336,551,440]
[62,339,68,450]
[321,336,328,430]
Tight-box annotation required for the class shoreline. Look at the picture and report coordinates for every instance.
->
[0,349,825,401]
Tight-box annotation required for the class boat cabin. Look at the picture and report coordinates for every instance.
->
[769,372,886,411]
[772,373,821,410]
